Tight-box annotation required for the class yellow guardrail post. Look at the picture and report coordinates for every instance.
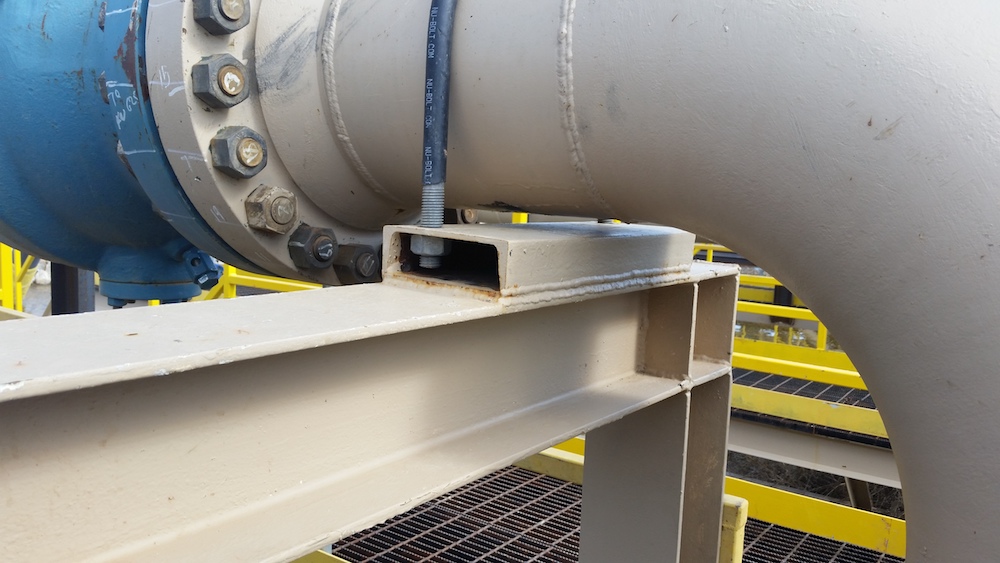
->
[816,322,830,351]
[222,264,238,299]
[720,494,749,563]
[13,248,24,312]
[1,244,15,311]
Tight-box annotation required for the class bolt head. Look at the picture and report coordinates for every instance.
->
[288,225,339,270]
[218,65,245,96]
[237,137,264,167]
[246,185,297,234]
[332,245,382,284]
[270,196,295,225]
[312,236,336,262]
[211,126,268,179]
[192,54,250,108]
[194,0,250,35]
[220,0,245,21]
[356,251,380,278]
[460,209,479,224]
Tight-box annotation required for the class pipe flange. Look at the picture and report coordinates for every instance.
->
[145,0,390,284]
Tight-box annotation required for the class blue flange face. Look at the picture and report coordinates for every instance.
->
[0,0,255,304]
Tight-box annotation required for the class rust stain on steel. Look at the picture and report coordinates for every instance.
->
[70,68,85,94]
[114,1,148,99]
[98,72,110,103]
[397,274,499,300]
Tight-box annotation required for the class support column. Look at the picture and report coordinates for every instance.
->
[580,393,692,563]
[680,374,732,562]
[50,263,95,314]
[846,478,874,512]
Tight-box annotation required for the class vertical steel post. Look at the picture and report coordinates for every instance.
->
[50,263,96,315]
[579,393,693,563]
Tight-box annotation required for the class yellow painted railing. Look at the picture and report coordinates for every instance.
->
[193,264,321,301]
[517,437,906,559]
[688,242,903,555]
[731,386,888,438]
[696,244,873,414]
[0,243,35,312]
[695,244,856,362]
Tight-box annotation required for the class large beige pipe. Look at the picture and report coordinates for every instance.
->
[258,0,1000,558]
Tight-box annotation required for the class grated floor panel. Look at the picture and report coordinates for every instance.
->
[732,369,876,410]
[731,369,891,448]
[331,467,903,563]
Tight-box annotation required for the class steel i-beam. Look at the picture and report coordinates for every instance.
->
[0,223,737,563]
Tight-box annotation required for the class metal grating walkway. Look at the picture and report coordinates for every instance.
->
[331,466,904,563]
[733,369,876,409]
[732,368,891,448]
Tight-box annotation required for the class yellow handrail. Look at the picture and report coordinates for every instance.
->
[696,243,857,366]
[0,244,38,312]
[518,438,906,558]
[697,243,882,441]
[0,243,25,312]
[193,264,322,301]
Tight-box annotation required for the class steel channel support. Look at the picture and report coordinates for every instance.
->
[728,418,901,489]
[0,224,737,563]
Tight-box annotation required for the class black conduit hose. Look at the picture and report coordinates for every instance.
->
[417,0,458,268]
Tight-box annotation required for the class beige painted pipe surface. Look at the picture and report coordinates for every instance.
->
[255,0,1000,559]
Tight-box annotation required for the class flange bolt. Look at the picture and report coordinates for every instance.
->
[218,65,245,97]
[194,0,250,35]
[192,54,250,108]
[246,185,297,235]
[210,126,268,179]
[288,225,339,270]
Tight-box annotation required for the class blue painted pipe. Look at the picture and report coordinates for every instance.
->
[0,0,254,304]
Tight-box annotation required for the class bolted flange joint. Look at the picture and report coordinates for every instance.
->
[210,126,268,179]
[246,185,297,235]
[194,0,251,35]
[288,224,338,270]
[192,54,250,109]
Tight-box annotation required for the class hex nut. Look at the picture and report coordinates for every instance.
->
[192,54,250,109]
[288,225,338,270]
[210,126,268,179]
[245,185,297,235]
[194,0,250,35]
[410,234,452,257]
[333,245,382,284]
